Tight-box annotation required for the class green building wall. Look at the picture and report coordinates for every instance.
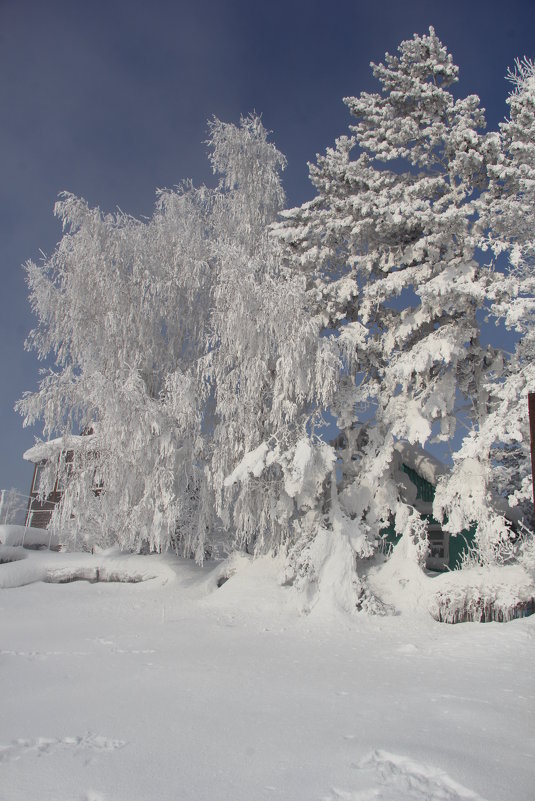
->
[380,463,476,571]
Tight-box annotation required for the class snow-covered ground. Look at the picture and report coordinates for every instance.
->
[1,544,534,801]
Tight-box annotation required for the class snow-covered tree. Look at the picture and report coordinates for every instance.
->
[274,28,501,583]
[206,116,340,561]
[435,58,535,561]
[17,186,214,552]
[19,32,535,603]
[18,115,335,562]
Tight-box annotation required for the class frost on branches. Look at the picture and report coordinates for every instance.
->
[274,26,533,589]
[18,31,535,612]
[18,186,213,553]
[18,116,337,563]
[436,57,535,564]
[207,116,340,563]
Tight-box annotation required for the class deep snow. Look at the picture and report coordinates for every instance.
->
[0,547,534,801]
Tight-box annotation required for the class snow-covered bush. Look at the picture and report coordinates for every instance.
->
[428,566,535,623]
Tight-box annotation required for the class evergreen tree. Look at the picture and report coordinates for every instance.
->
[435,58,535,560]
[274,28,500,579]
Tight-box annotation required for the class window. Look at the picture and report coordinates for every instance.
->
[426,524,449,571]
[32,462,45,494]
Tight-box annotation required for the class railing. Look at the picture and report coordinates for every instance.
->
[0,488,60,550]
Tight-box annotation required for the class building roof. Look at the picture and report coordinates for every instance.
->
[23,433,95,464]
[393,440,448,487]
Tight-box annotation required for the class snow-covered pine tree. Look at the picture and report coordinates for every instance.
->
[274,28,501,584]
[434,58,535,561]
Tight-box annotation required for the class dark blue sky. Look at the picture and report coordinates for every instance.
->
[1,0,534,495]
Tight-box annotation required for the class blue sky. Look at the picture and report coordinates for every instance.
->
[1,0,534,496]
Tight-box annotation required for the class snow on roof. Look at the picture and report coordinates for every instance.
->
[23,433,94,463]
[393,440,448,486]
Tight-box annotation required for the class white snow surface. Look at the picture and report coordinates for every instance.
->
[1,548,534,801]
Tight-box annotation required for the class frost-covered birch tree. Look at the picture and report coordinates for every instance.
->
[205,116,340,562]
[18,115,337,561]
[18,186,214,551]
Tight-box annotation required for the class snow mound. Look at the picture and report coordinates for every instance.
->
[325,749,491,800]
[429,565,535,623]
[366,535,432,614]
[210,551,253,588]
[0,545,27,565]
[284,526,364,616]
[0,546,175,589]
[0,524,60,550]
[367,542,535,623]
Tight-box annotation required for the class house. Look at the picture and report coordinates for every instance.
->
[24,438,73,529]
[383,441,476,571]
[331,426,477,571]
[23,431,97,529]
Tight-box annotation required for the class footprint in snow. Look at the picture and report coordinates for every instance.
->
[93,639,155,654]
[0,734,126,763]
[217,615,237,627]
[0,649,90,660]
[324,750,491,801]
[397,643,418,654]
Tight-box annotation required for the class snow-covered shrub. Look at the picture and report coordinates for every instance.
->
[429,566,535,623]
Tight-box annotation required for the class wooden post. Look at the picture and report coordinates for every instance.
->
[528,393,535,523]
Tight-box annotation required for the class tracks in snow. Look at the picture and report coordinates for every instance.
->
[326,750,491,801]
